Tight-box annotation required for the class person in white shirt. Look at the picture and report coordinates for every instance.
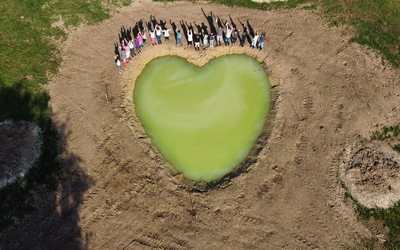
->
[128,39,136,57]
[155,24,162,44]
[251,31,259,49]
[163,27,171,42]
[225,22,233,46]
[115,55,122,74]
[187,29,193,47]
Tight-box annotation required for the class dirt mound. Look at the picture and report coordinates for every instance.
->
[342,145,400,208]
[0,120,42,188]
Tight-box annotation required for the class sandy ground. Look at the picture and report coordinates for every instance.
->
[1,1,400,249]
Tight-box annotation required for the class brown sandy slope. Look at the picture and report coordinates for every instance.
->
[1,1,400,249]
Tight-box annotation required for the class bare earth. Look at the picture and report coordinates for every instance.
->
[2,1,400,249]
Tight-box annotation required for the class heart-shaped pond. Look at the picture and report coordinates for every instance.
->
[134,54,271,182]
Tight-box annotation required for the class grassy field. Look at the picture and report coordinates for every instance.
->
[0,0,399,247]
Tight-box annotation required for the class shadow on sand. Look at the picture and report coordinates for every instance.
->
[0,81,91,250]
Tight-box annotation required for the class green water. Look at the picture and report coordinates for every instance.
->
[134,55,271,182]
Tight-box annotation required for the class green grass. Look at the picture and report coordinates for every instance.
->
[0,0,133,231]
[319,0,400,67]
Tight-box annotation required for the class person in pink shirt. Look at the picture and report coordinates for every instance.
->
[149,29,157,46]
[123,38,131,60]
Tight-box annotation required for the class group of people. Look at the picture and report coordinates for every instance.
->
[114,16,267,74]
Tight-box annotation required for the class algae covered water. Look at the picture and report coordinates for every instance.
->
[134,55,271,182]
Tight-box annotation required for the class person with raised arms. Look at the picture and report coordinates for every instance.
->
[155,24,162,44]
[187,29,193,47]
[163,27,171,42]
[175,29,183,46]
[225,22,233,46]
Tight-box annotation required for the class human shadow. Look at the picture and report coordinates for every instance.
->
[179,20,188,42]
[215,15,226,41]
[215,15,224,28]
[201,8,216,34]
[238,19,251,44]
[137,19,145,31]
[158,19,167,30]
[114,42,120,57]
[119,26,131,43]
[170,20,177,37]
[146,20,152,31]
[200,22,208,35]
[193,21,202,34]
[247,20,255,39]
[185,21,193,32]
[150,15,158,29]
[0,80,92,249]
[229,14,237,30]
[133,22,140,37]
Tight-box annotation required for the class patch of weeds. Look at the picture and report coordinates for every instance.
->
[340,181,379,249]
[355,203,400,249]
[320,0,400,67]
[110,0,134,7]
[320,0,346,27]
[371,124,400,152]
[345,234,378,250]
[303,3,317,11]
[342,180,400,249]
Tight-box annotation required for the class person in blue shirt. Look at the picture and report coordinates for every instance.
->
[258,32,267,50]
[175,29,183,46]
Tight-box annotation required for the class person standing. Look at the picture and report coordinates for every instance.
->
[258,32,267,50]
[216,25,223,46]
[123,38,131,60]
[187,29,193,47]
[251,31,259,49]
[232,29,238,45]
[225,22,233,46]
[135,36,142,53]
[194,31,201,51]
[128,39,136,57]
[163,27,171,42]
[202,31,209,49]
[141,28,147,46]
[155,24,162,44]
[120,46,128,65]
[209,32,215,48]
[240,29,247,47]
[175,29,183,46]
[149,29,157,45]
[115,55,122,74]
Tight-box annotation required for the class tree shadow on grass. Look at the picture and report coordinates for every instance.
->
[0,80,92,249]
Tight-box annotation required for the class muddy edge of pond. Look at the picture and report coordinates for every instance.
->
[121,48,277,192]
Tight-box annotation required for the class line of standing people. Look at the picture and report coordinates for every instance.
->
[114,15,267,74]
